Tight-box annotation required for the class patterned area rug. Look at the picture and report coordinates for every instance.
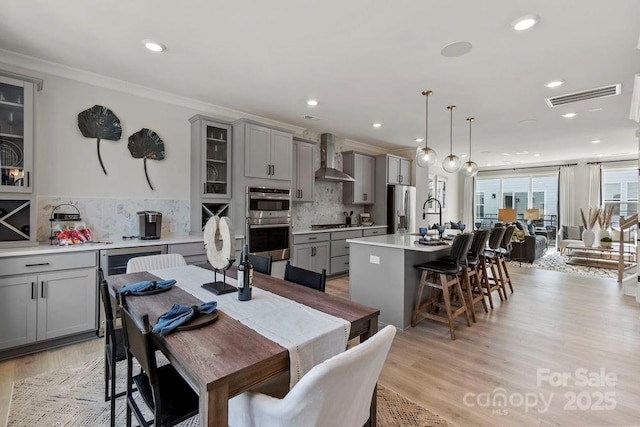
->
[7,358,454,426]
[509,250,618,279]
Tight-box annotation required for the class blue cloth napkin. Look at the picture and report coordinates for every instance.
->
[152,301,217,336]
[117,280,176,296]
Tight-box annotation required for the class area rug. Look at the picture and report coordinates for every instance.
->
[7,358,454,426]
[509,250,618,279]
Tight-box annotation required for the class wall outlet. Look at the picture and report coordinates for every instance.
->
[369,255,380,264]
[169,222,177,233]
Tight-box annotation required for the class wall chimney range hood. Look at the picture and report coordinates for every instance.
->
[315,133,355,182]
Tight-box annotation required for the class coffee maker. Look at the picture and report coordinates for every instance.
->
[137,211,162,240]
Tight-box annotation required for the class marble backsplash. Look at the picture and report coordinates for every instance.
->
[37,196,190,242]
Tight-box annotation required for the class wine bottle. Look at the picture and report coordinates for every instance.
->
[237,245,253,301]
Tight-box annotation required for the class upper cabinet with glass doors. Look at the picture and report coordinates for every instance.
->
[189,115,232,199]
[0,76,34,193]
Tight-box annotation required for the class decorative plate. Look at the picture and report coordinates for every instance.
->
[0,139,22,167]
[176,310,219,331]
[207,164,218,181]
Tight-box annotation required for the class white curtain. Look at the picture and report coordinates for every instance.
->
[462,176,474,230]
[559,165,575,226]
[588,163,601,208]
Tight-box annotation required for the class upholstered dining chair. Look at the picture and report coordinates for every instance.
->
[98,269,127,427]
[479,227,507,309]
[248,254,273,275]
[228,325,396,427]
[126,253,187,273]
[120,297,199,426]
[284,261,326,292]
[461,229,491,322]
[495,224,517,295]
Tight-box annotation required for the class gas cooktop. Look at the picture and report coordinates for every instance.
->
[311,224,360,230]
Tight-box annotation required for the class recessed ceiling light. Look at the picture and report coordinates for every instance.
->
[596,154,604,157]
[440,41,473,58]
[306,99,318,106]
[591,139,601,144]
[372,123,382,128]
[142,39,166,52]
[588,108,603,112]
[533,153,541,157]
[512,14,540,31]
[461,154,467,158]
[502,153,511,156]
[487,163,492,166]
[415,138,424,143]
[545,80,564,88]
[562,112,577,118]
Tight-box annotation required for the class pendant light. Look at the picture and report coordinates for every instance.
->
[415,90,437,168]
[462,117,479,177]
[442,105,461,173]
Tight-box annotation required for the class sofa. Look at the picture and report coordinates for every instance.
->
[521,234,548,262]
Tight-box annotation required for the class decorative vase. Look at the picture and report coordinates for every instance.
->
[600,229,610,240]
[582,229,595,247]
[601,240,612,248]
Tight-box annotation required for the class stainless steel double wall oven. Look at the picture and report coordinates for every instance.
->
[246,186,291,261]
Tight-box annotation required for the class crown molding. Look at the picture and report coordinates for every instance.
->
[0,48,307,134]
[341,138,390,155]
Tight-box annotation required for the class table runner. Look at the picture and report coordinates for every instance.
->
[149,265,351,387]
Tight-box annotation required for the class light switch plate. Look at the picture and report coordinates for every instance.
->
[369,255,380,264]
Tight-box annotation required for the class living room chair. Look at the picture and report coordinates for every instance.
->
[228,325,396,427]
[284,261,326,292]
[411,233,473,340]
[120,297,199,426]
[126,253,187,273]
[98,269,127,427]
[248,254,273,275]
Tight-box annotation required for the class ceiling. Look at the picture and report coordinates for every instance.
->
[1,0,639,168]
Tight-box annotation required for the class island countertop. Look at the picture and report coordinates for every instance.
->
[347,233,451,252]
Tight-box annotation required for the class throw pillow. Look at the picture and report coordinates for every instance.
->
[514,221,524,231]
[527,223,535,236]
[566,226,583,240]
[450,221,461,230]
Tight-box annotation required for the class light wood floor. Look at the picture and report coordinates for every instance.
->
[2,266,639,426]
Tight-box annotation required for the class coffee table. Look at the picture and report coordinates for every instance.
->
[565,243,636,269]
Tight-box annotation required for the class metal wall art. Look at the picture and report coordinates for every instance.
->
[128,128,165,191]
[77,105,122,175]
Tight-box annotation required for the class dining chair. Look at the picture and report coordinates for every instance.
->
[120,297,199,427]
[248,254,273,275]
[98,269,127,427]
[126,253,187,273]
[228,325,396,427]
[283,261,326,292]
[411,233,474,340]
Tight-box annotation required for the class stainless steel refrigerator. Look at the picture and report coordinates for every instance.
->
[387,185,417,234]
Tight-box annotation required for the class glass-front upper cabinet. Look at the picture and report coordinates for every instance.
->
[0,75,34,193]
[190,116,232,199]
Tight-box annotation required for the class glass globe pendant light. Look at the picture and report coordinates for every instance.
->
[415,90,437,168]
[462,117,479,177]
[442,105,461,173]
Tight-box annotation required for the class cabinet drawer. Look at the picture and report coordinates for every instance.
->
[0,251,97,276]
[184,254,208,266]
[168,242,205,257]
[331,239,351,257]
[330,255,350,275]
[293,232,330,244]
[330,229,362,240]
[363,228,385,237]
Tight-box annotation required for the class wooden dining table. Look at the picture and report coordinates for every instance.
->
[107,264,380,427]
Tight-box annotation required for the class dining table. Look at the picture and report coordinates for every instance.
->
[107,263,380,427]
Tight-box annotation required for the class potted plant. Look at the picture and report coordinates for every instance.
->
[600,236,613,248]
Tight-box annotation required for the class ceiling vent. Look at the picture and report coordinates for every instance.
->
[545,83,621,108]
[303,114,320,121]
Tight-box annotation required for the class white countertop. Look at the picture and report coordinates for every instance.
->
[0,235,244,258]
[346,233,452,253]
[292,225,386,235]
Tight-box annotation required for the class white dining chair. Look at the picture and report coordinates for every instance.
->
[126,253,187,273]
[228,325,396,427]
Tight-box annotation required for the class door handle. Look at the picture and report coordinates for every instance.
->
[41,281,46,298]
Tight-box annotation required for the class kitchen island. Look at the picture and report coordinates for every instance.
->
[346,234,450,330]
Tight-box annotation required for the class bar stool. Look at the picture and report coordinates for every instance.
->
[479,227,507,309]
[495,225,516,295]
[411,233,474,340]
[460,229,491,322]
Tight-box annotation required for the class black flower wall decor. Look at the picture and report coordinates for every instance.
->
[128,128,165,191]
[77,105,122,175]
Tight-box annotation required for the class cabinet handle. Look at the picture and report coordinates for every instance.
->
[31,282,35,300]
[363,193,367,201]
[311,247,316,256]
[27,171,30,187]
[25,262,50,267]
[203,183,206,193]
[299,189,303,198]
[272,165,275,175]
[344,245,349,249]
[41,281,45,298]
[398,174,401,182]
[345,261,350,265]
[308,237,317,240]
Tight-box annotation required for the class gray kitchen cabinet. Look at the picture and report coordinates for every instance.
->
[329,229,362,275]
[362,227,386,237]
[168,241,207,265]
[190,116,232,199]
[292,241,330,274]
[0,252,97,352]
[292,139,315,202]
[343,152,375,205]
[244,123,292,181]
[387,155,411,185]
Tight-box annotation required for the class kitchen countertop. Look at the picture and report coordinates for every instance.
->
[292,225,386,235]
[346,233,452,253]
[0,235,246,258]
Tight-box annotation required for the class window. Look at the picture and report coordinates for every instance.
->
[602,168,638,226]
[475,193,485,218]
